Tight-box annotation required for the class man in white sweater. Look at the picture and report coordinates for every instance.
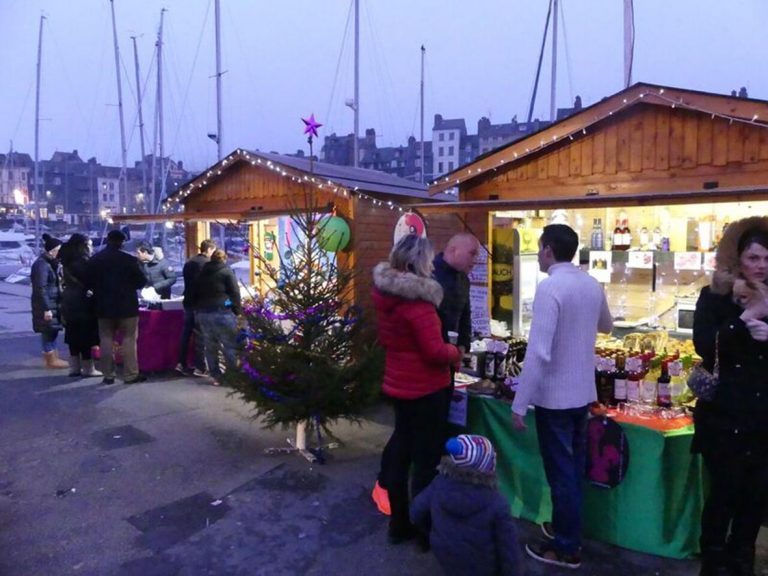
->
[511,224,613,570]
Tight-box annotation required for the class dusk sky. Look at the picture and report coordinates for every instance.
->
[2,0,767,172]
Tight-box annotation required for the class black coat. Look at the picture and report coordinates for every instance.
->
[433,252,472,349]
[182,254,210,309]
[86,246,147,319]
[693,286,768,448]
[31,253,62,332]
[195,261,241,315]
[140,255,177,299]
[61,255,95,324]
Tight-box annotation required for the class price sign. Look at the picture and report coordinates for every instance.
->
[627,251,653,270]
[674,252,702,271]
[469,285,491,337]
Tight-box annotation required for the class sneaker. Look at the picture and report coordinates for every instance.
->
[174,363,188,375]
[526,540,581,569]
[192,368,208,378]
[541,521,555,540]
[102,377,116,385]
[124,374,147,384]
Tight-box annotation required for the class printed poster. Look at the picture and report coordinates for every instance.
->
[674,252,702,271]
[702,252,717,271]
[588,251,612,284]
[627,251,654,270]
[469,285,491,337]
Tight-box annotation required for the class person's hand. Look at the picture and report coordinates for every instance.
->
[745,318,768,341]
[511,411,527,431]
[43,310,53,321]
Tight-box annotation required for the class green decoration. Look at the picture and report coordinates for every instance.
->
[317,215,351,252]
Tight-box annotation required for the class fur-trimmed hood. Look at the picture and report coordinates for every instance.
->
[711,216,768,294]
[436,456,497,488]
[372,262,443,307]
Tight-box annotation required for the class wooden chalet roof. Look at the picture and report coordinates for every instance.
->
[426,82,768,211]
[115,148,453,223]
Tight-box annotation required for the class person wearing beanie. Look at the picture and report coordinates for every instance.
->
[31,233,68,368]
[410,434,523,576]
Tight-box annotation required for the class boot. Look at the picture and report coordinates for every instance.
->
[68,355,82,377]
[43,351,69,369]
[81,357,103,377]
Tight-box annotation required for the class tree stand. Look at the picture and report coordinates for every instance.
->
[264,418,338,464]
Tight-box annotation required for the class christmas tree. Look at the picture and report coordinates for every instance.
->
[228,187,383,431]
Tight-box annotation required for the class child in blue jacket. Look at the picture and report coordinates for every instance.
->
[411,434,524,575]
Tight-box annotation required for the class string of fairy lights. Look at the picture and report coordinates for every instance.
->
[163,149,411,213]
[431,87,768,193]
[163,87,768,209]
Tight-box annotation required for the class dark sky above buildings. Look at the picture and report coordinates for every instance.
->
[2,0,766,171]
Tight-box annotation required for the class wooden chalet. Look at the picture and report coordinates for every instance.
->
[116,149,460,311]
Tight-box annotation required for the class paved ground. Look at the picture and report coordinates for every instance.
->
[0,282,765,575]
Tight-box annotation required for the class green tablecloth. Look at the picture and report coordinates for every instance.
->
[466,395,706,559]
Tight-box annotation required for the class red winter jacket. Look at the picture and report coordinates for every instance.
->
[372,262,461,400]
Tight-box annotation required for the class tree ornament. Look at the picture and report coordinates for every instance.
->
[317,215,351,252]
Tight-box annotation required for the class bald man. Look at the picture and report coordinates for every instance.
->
[432,233,480,355]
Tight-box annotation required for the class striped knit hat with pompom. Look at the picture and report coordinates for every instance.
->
[445,434,496,474]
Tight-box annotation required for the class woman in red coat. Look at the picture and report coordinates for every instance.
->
[372,234,461,544]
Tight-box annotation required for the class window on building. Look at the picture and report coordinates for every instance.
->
[439,147,444,156]
[53,177,61,185]
[102,193,107,201]
[448,162,454,171]
[449,132,455,140]
[448,146,454,155]
[109,182,115,190]
[438,162,444,173]
[439,133,445,141]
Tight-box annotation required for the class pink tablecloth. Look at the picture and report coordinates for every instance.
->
[137,308,191,372]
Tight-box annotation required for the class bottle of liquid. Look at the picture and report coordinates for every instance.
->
[626,355,642,403]
[639,226,650,248]
[613,354,628,405]
[669,359,685,405]
[590,218,604,251]
[622,218,632,250]
[652,226,663,249]
[640,357,659,405]
[657,360,672,408]
[613,219,623,251]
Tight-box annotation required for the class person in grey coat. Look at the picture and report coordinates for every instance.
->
[137,242,177,299]
[411,434,524,576]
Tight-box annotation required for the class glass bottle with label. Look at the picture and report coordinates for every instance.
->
[656,360,672,408]
[626,355,642,403]
[613,355,628,405]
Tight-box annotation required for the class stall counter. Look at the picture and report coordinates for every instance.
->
[466,394,706,559]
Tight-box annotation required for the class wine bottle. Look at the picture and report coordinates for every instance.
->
[657,360,672,408]
[613,354,628,405]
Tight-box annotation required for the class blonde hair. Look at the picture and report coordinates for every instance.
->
[211,248,228,263]
[389,234,434,278]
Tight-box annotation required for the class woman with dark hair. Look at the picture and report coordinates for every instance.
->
[195,249,242,385]
[372,234,461,545]
[31,233,68,368]
[59,233,102,377]
[693,217,768,576]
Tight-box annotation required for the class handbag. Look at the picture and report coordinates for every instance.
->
[687,333,719,401]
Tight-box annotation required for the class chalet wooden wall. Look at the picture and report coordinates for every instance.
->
[465,104,768,202]
[352,200,462,315]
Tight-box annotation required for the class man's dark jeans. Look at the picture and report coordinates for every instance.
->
[178,308,205,371]
[534,404,589,556]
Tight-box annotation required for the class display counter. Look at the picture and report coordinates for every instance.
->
[466,394,706,559]
[115,309,191,373]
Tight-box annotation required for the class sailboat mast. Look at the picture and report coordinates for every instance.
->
[149,9,165,242]
[420,45,425,184]
[624,0,634,88]
[109,0,129,219]
[549,0,558,122]
[215,0,223,161]
[131,36,148,210]
[353,0,359,167]
[33,14,45,251]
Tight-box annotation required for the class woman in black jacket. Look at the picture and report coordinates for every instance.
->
[693,217,768,576]
[195,249,241,384]
[59,233,102,377]
[31,233,68,369]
